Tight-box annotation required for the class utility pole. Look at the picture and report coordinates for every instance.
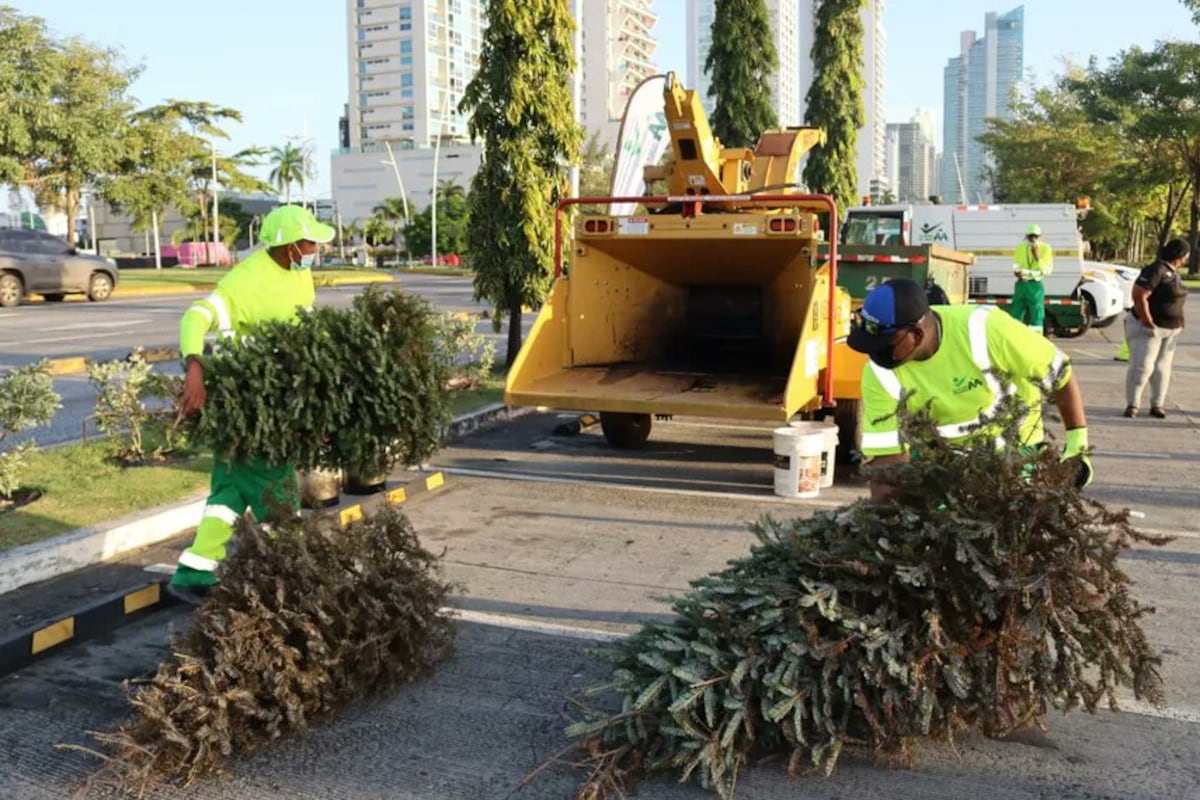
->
[431,90,449,267]
[211,140,220,265]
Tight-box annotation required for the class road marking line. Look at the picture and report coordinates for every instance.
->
[434,465,847,507]
[41,319,150,332]
[24,331,148,345]
[447,608,1200,724]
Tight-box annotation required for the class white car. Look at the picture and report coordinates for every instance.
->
[1082,261,1136,328]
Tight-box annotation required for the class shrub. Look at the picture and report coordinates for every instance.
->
[87,351,184,464]
[0,362,61,499]
[91,505,456,793]
[183,287,452,477]
[561,396,1166,798]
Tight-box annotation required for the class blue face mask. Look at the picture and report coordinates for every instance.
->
[290,244,316,271]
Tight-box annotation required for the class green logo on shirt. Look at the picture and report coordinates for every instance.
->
[953,375,984,394]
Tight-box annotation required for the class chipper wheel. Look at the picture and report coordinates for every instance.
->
[600,412,653,449]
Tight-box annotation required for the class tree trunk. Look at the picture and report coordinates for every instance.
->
[506,306,524,367]
[1190,181,1200,277]
[65,189,80,250]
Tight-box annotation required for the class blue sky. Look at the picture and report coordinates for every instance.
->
[18,1,1198,198]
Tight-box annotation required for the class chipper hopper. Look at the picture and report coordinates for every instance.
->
[505,75,859,449]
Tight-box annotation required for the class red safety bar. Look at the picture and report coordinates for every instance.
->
[554,193,840,410]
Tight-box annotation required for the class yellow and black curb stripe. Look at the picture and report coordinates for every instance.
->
[0,580,172,677]
[40,348,181,377]
[0,472,448,675]
[333,471,448,529]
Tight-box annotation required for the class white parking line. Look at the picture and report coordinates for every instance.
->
[40,319,150,332]
[434,465,848,507]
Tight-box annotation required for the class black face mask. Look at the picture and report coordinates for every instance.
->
[868,326,920,370]
[869,348,904,370]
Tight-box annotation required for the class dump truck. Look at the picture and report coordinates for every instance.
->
[505,74,864,451]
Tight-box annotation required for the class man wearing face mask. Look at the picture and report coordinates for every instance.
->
[847,279,1091,502]
[168,204,335,604]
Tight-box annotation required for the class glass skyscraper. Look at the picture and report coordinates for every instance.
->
[940,6,1025,204]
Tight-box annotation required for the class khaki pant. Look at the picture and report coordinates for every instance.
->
[1124,314,1182,409]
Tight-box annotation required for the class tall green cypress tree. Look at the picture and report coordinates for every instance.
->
[803,0,866,212]
[705,0,779,148]
[459,0,580,366]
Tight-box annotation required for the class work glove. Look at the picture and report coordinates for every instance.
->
[1061,427,1093,489]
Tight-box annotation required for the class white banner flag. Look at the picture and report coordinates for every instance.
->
[608,74,670,216]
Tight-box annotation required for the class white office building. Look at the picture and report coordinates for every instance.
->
[686,0,800,128]
[579,0,658,148]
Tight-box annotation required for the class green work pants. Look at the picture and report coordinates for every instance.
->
[171,456,298,587]
[1009,279,1045,332]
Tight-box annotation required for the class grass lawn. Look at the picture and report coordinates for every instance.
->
[0,442,211,552]
[1185,278,1200,290]
[450,375,507,416]
[117,266,392,289]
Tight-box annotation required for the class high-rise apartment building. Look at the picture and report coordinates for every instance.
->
[333,0,486,225]
[344,0,484,149]
[886,110,937,203]
[580,0,658,147]
[686,0,800,128]
[941,5,1024,204]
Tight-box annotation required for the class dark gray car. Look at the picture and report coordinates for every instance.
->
[0,228,119,307]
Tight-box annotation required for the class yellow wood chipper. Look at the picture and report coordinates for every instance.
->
[506,75,868,451]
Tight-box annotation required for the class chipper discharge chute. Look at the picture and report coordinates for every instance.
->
[505,74,856,449]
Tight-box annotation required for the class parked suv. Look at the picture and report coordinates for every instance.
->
[0,228,119,307]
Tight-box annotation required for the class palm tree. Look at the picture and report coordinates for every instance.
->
[436,178,466,202]
[269,143,305,204]
[362,213,394,267]
[372,196,412,256]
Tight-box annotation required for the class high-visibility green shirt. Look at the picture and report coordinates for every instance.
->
[1013,240,1054,280]
[860,306,1071,458]
[179,249,315,356]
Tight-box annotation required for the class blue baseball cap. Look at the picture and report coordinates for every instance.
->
[847,279,930,356]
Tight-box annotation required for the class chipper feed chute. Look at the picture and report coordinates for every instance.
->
[505,75,854,448]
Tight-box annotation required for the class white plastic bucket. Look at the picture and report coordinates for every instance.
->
[773,426,823,499]
[790,420,839,488]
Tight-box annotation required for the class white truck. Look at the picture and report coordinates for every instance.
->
[842,203,1124,336]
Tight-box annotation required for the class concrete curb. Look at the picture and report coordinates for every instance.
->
[0,401,530,596]
[22,274,397,304]
[0,494,206,595]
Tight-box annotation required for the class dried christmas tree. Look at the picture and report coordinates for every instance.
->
[561,394,1168,799]
[83,506,455,796]
[184,287,453,477]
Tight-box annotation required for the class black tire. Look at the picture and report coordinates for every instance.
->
[88,272,114,302]
[600,412,652,449]
[832,399,863,464]
[1049,294,1094,339]
[41,293,66,302]
[0,272,23,308]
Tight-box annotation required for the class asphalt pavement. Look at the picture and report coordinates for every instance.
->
[0,273,521,447]
[2,311,1199,798]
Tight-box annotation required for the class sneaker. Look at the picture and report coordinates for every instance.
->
[1123,406,1138,418]
[1150,407,1167,419]
[166,581,212,607]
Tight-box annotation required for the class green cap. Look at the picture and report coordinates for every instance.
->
[259,205,336,247]
[1026,223,1042,236]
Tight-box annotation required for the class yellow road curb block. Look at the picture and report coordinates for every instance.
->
[44,357,87,376]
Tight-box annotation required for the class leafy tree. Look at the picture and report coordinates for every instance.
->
[372,196,414,255]
[802,0,866,213]
[436,178,466,201]
[1184,0,1200,24]
[705,0,778,148]
[0,362,61,500]
[101,108,197,267]
[362,213,394,267]
[0,9,139,242]
[460,0,580,365]
[404,191,469,258]
[1071,42,1200,272]
[577,129,613,211]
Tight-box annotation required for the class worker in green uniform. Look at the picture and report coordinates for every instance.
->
[1010,224,1054,333]
[168,204,335,605]
[847,279,1092,501]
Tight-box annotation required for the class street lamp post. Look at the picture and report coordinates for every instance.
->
[210,140,220,265]
[381,141,412,264]
[431,89,450,268]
